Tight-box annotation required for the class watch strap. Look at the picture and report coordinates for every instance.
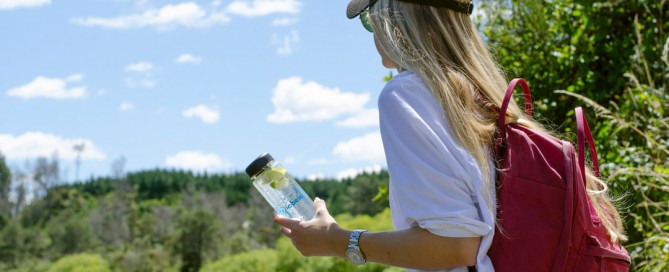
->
[347,229,367,265]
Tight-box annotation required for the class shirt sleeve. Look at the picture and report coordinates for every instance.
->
[378,74,492,238]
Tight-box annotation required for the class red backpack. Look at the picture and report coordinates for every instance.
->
[486,79,631,271]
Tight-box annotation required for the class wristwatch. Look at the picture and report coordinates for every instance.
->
[346,229,367,265]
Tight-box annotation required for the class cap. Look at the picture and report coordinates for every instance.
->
[346,0,474,19]
[347,0,374,19]
[245,152,274,178]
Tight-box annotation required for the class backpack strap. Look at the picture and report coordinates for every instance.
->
[498,78,533,133]
[575,107,601,181]
[494,79,533,156]
[575,107,603,224]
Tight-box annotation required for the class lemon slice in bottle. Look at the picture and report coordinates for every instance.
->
[270,177,289,189]
[262,167,289,189]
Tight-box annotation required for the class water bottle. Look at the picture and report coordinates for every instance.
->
[245,153,316,221]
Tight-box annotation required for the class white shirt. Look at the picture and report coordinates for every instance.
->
[378,71,496,272]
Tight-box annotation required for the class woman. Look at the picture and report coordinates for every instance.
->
[275,1,626,271]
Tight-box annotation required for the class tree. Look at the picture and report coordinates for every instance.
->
[47,211,98,256]
[33,153,61,198]
[174,209,220,272]
[0,153,10,219]
[0,220,25,267]
[12,176,27,218]
[477,0,661,126]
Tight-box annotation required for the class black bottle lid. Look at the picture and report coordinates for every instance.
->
[245,152,274,178]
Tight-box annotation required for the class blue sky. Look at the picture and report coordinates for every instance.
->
[0,0,394,182]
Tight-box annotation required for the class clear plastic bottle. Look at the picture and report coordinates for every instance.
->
[245,153,316,221]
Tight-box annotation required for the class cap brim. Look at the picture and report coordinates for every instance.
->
[347,0,371,19]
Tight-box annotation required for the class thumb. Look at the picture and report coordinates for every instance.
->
[314,197,327,210]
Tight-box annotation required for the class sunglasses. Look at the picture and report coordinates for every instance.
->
[360,10,374,32]
[359,0,378,32]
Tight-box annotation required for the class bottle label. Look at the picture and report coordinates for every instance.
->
[275,187,307,217]
[285,193,305,210]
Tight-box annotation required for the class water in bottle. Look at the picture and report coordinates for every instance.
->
[245,153,316,221]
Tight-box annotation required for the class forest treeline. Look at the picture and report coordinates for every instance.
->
[0,162,393,272]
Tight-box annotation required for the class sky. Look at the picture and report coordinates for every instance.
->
[0,0,396,182]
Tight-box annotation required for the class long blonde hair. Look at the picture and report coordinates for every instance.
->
[368,0,626,243]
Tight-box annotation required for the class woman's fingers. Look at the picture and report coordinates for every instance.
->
[280,226,292,236]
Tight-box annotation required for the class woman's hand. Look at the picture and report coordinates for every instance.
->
[274,197,350,258]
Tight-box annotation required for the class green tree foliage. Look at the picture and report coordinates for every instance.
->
[300,170,390,215]
[201,249,278,272]
[0,219,50,270]
[69,170,252,206]
[0,220,25,267]
[20,188,91,228]
[107,244,175,272]
[47,211,99,256]
[0,153,10,223]
[478,0,663,125]
[173,209,220,272]
[48,253,111,272]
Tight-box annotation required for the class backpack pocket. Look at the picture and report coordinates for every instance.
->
[572,232,631,272]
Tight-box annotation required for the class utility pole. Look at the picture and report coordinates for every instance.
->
[73,143,85,182]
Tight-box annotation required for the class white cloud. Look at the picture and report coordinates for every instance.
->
[333,132,385,163]
[125,61,154,73]
[0,0,50,10]
[282,155,296,165]
[226,0,302,17]
[336,108,379,128]
[182,104,220,124]
[271,17,298,26]
[120,102,134,111]
[307,158,332,165]
[273,30,299,56]
[165,151,231,172]
[125,79,156,88]
[175,53,202,64]
[211,0,223,8]
[125,61,156,88]
[0,132,106,161]
[70,2,230,30]
[267,77,369,123]
[335,165,383,181]
[6,75,87,99]
[66,74,84,82]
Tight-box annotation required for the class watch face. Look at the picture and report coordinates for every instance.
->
[346,249,365,265]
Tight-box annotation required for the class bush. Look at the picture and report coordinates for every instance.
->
[560,31,669,272]
[48,253,111,272]
[201,249,277,272]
